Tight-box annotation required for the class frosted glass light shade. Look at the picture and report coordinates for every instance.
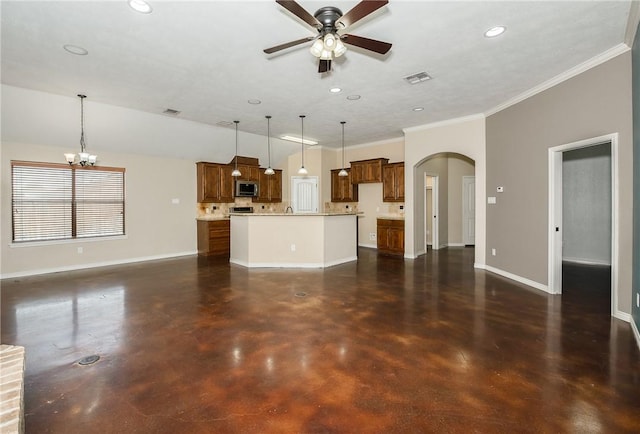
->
[334,39,347,57]
[265,167,275,175]
[64,153,76,164]
[310,39,324,57]
[298,166,308,175]
[338,169,348,177]
[231,168,242,177]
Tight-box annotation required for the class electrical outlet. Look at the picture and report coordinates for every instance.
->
[290,244,296,252]
[171,198,180,204]
[77,247,83,254]
[369,233,377,241]
[491,248,496,256]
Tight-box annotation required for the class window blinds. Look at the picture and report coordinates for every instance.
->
[12,161,125,242]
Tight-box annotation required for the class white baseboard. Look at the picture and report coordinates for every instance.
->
[230,256,357,269]
[474,263,486,269]
[446,243,466,247]
[358,242,377,249]
[563,257,611,266]
[631,318,640,350]
[613,310,631,323]
[483,264,550,294]
[0,250,198,279]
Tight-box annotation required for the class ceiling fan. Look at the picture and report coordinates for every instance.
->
[264,0,392,73]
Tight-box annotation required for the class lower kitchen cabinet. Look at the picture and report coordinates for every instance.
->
[197,219,230,257]
[377,218,404,256]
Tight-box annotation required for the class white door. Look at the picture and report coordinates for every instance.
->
[425,174,439,251]
[291,176,318,213]
[463,176,475,245]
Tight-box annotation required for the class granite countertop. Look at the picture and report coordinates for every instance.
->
[376,215,405,220]
[229,212,360,217]
[196,215,230,221]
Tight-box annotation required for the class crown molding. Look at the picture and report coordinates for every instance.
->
[402,113,485,134]
[345,136,404,150]
[485,43,630,117]
[624,0,640,47]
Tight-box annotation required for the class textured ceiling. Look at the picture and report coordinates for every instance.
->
[0,1,633,149]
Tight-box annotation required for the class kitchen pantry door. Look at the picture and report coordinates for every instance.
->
[291,176,318,213]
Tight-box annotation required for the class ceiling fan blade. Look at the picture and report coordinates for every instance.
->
[318,59,331,73]
[276,0,322,29]
[342,34,392,55]
[264,36,316,54]
[336,0,388,29]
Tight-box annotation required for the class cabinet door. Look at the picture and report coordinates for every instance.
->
[382,165,396,201]
[219,165,235,202]
[256,170,270,202]
[396,164,405,201]
[271,170,283,202]
[197,163,222,202]
[388,227,405,253]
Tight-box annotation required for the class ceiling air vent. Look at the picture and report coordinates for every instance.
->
[163,108,181,115]
[403,71,432,85]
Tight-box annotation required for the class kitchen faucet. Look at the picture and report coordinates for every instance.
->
[285,206,293,214]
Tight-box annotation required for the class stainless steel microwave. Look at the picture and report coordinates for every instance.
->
[235,181,259,197]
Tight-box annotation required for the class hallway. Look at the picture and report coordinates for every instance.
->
[2,248,639,433]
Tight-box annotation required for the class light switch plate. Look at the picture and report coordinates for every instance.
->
[488,197,497,204]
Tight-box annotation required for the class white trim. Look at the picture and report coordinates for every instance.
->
[548,133,620,317]
[486,44,629,117]
[446,243,466,248]
[631,319,640,350]
[562,257,611,266]
[358,242,377,249]
[229,256,357,269]
[484,264,550,294]
[0,250,197,279]
[474,263,486,269]
[613,311,631,323]
[403,113,485,134]
[10,235,128,248]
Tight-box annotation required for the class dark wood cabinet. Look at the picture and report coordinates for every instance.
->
[330,169,358,202]
[382,162,405,202]
[350,158,389,183]
[197,162,234,203]
[377,218,404,256]
[197,219,230,257]
[254,169,283,203]
[235,165,260,182]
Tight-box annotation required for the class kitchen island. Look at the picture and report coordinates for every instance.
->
[230,213,357,268]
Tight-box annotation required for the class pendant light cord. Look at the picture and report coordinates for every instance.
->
[267,116,271,168]
[300,115,305,167]
[79,94,86,153]
[234,120,239,170]
[341,121,346,169]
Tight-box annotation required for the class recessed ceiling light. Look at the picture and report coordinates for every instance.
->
[346,95,361,101]
[280,135,318,146]
[484,26,506,38]
[63,44,88,56]
[129,0,153,14]
[330,87,342,93]
[248,99,262,105]
[413,107,424,112]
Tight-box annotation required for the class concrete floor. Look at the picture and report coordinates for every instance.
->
[2,248,639,433]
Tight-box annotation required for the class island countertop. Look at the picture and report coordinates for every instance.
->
[229,212,360,217]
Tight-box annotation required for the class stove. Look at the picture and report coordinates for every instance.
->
[230,206,254,213]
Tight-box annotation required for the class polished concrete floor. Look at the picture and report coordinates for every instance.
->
[2,248,639,433]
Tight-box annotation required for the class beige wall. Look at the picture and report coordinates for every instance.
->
[1,142,197,277]
[404,116,487,265]
[485,51,633,315]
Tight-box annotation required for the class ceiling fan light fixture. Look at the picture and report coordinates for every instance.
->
[310,39,324,57]
[319,49,333,60]
[334,38,347,57]
[323,33,337,49]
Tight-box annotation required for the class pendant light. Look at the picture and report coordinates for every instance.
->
[297,115,308,175]
[64,94,97,166]
[338,121,348,177]
[264,116,275,175]
[231,120,241,177]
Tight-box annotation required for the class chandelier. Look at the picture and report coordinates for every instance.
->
[65,94,97,166]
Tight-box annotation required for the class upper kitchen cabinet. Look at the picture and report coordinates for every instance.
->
[197,162,234,203]
[254,169,283,203]
[350,158,389,183]
[331,169,358,202]
[382,162,405,202]
[230,156,260,182]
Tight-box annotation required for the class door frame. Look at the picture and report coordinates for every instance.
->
[548,133,619,317]
[462,175,476,245]
[424,173,439,251]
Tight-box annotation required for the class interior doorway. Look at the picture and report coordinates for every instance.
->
[291,176,318,213]
[548,133,619,317]
[424,174,439,251]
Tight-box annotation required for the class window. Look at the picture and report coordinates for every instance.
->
[12,161,125,242]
